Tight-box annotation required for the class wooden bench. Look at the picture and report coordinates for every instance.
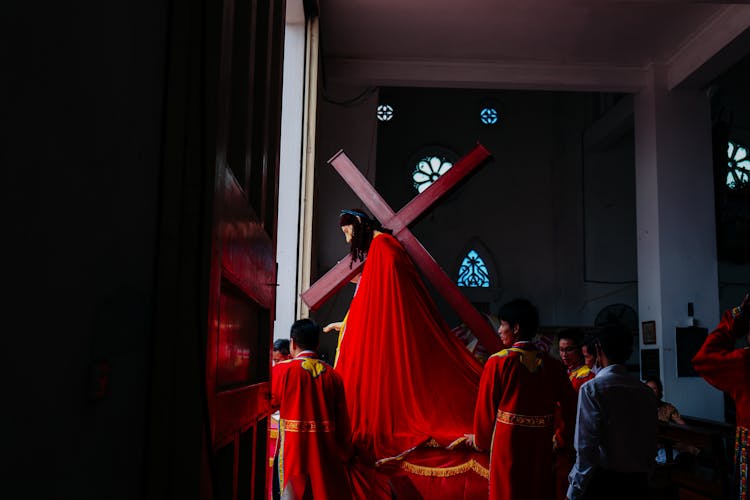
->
[655,416,734,499]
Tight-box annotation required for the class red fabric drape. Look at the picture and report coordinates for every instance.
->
[334,233,484,464]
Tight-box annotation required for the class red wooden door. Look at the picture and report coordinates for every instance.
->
[203,0,285,498]
[148,0,285,498]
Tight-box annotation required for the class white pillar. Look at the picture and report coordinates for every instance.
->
[634,66,723,420]
[274,14,305,340]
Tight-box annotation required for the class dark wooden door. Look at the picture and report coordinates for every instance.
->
[205,0,285,498]
[147,0,286,499]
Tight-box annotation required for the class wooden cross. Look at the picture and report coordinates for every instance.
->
[301,143,501,353]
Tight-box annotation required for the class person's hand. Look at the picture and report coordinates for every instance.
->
[464,434,478,450]
[323,322,343,333]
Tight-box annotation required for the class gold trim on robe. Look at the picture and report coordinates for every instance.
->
[399,459,490,480]
[280,418,334,433]
[496,409,554,428]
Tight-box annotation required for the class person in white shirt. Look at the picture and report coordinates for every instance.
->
[567,325,658,500]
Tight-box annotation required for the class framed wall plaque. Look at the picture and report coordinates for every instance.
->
[641,320,656,345]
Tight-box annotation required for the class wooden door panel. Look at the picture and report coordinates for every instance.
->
[219,170,275,308]
[203,0,285,497]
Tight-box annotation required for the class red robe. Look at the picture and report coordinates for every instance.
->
[692,308,750,500]
[554,363,595,500]
[474,342,577,500]
[271,352,353,499]
[334,233,484,463]
[568,364,595,392]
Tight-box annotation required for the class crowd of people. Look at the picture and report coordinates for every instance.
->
[268,208,750,500]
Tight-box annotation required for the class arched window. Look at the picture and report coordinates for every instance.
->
[727,140,750,190]
[457,249,491,288]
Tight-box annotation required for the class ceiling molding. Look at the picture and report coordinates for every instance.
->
[325,58,648,93]
[667,5,750,90]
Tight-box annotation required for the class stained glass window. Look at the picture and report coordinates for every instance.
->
[412,156,453,193]
[377,104,394,122]
[480,107,498,125]
[727,141,750,190]
[457,250,490,287]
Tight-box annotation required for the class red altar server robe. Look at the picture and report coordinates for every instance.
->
[334,232,484,463]
[568,364,595,392]
[272,352,353,499]
[554,363,595,500]
[474,341,577,500]
[692,308,750,500]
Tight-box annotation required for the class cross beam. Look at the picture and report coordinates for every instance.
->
[301,143,501,353]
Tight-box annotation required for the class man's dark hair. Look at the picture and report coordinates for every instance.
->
[583,334,598,354]
[596,324,633,364]
[558,328,584,347]
[290,319,320,351]
[498,299,539,341]
[273,338,290,355]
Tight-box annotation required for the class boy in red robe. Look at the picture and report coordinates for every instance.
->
[553,328,595,499]
[692,293,750,500]
[271,319,353,499]
[469,299,577,500]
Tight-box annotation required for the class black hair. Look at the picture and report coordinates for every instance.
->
[273,338,290,356]
[596,324,633,365]
[644,377,664,400]
[497,298,539,341]
[582,335,598,355]
[558,328,584,348]
[339,208,390,264]
[290,318,320,351]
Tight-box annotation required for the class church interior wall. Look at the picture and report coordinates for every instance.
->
[311,86,640,360]
[311,83,380,362]
[711,53,750,313]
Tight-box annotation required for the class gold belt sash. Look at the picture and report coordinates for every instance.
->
[496,409,553,428]
[280,418,334,433]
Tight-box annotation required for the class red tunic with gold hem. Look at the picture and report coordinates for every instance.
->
[271,352,353,499]
[474,341,577,500]
[692,308,750,500]
[554,363,595,500]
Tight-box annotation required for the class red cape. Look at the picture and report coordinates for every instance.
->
[334,233,484,463]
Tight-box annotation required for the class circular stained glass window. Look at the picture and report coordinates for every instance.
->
[377,104,394,122]
[412,156,453,193]
[727,141,750,190]
[480,107,498,125]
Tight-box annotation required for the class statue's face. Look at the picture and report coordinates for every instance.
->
[341,224,354,243]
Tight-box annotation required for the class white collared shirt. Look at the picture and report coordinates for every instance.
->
[567,364,658,499]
